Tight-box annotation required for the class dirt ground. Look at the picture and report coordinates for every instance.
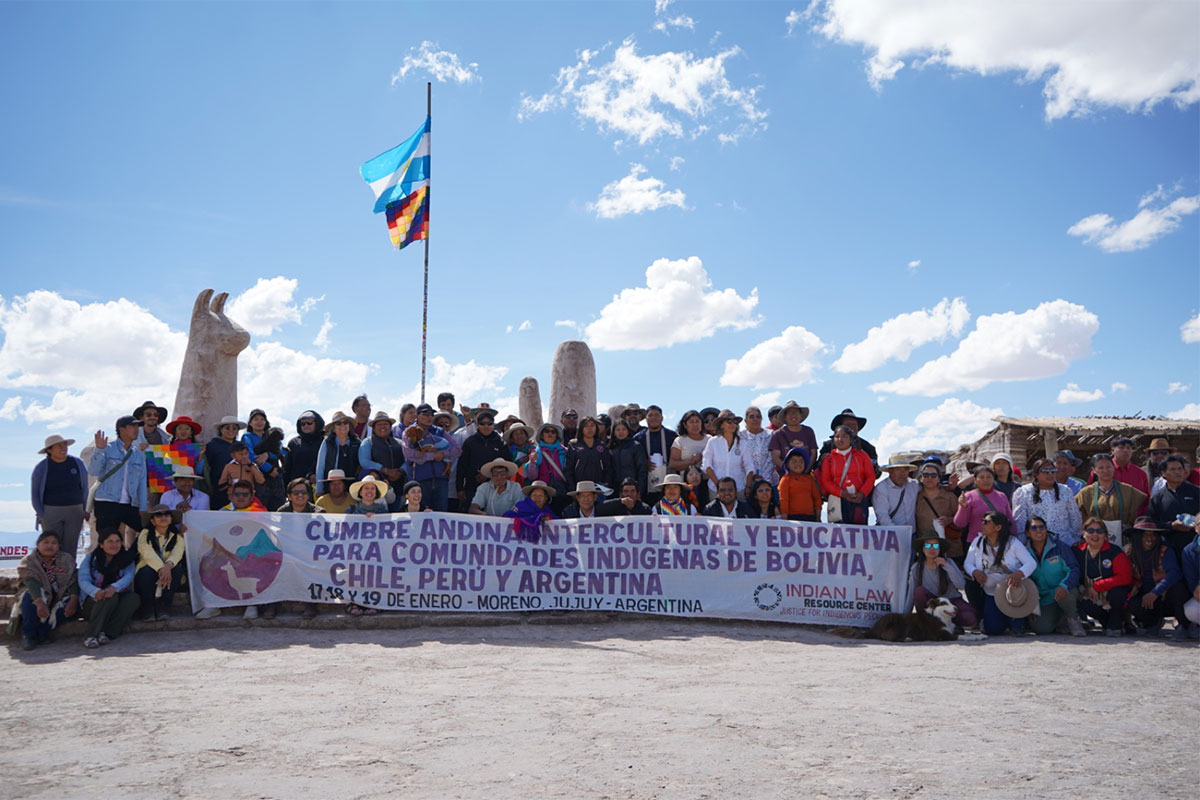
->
[1,620,1196,799]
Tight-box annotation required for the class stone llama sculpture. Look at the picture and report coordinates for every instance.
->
[173,289,251,435]
[548,340,596,424]
[519,376,544,429]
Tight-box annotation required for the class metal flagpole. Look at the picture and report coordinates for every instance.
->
[420,81,431,404]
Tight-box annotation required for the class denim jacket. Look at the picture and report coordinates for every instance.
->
[88,441,148,510]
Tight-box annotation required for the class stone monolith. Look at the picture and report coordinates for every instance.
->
[548,340,596,424]
[173,289,251,435]
[519,376,544,429]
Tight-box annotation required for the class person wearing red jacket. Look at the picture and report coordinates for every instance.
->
[819,426,874,525]
[1076,515,1134,637]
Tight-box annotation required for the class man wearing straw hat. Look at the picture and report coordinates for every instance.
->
[158,463,210,524]
[469,458,523,517]
[872,460,919,529]
[561,481,602,519]
[30,434,90,558]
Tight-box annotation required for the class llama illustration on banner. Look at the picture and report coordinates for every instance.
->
[197,522,284,601]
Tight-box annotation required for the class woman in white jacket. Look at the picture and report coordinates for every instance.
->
[964,511,1038,636]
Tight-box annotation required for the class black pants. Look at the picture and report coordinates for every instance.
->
[134,561,187,613]
[94,500,143,533]
[1078,585,1131,630]
[1129,582,1190,628]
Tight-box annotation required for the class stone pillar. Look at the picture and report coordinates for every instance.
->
[548,340,596,425]
[173,289,251,436]
[519,377,544,429]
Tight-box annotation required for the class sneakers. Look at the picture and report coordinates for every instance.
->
[1105,628,1122,638]
[1067,618,1087,638]
[83,636,100,649]
[156,610,171,621]
[21,636,36,651]
[97,633,111,645]
[243,606,258,620]
[1140,619,1164,637]
[1171,625,1189,642]
[194,607,221,620]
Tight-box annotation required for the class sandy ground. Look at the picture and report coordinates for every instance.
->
[1,620,1197,800]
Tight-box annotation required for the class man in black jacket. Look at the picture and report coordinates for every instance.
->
[703,477,752,518]
[598,477,652,516]
[455,408,507,508]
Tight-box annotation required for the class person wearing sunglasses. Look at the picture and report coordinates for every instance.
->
[915,465,963,562]
[908,531,976,628]
[1025,515,1085,636]
[456,408,508,509]
[1075,516,1133,637]
[134,504,187,622]
[1013,457,1083,547]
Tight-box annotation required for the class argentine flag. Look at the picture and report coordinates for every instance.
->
[361,116,430,214]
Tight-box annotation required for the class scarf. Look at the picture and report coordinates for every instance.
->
[17,550,76,604]
[88,546,134,588]
[505,497,554,543]
[532,442,566,470]
[656,497,689,516]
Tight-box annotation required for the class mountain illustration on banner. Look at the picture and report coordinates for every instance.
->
[198,526,283,602]
[145,442,202,494]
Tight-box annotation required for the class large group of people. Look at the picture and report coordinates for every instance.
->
[17,396,1200,651]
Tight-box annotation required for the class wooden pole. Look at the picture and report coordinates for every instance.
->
[420,81,431,403]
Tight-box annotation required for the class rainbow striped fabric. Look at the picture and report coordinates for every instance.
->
[145,442,202,494]
[386,185,429,250]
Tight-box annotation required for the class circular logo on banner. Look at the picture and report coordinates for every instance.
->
[754,582,782,611]
[198,521,284,601]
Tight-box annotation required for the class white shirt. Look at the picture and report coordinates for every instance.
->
[963,535,1038,596]
[871,478,918,528]
[701,436,756,493]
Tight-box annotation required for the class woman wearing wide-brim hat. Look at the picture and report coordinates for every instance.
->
[205,416,247,511]
[31,435,90,559]
[908,530,977,628]
[651,473,696,517]
[348,476,390,515]
[505,481,557,543]
[816,408,879,474]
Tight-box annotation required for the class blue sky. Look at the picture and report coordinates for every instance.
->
[1,0,1198,531]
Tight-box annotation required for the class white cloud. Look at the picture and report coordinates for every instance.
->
[519,38,767,145]
[907,259,920,271]
[391,41,480,85]
[1110,382,1129,392]
[0,290,188,432]
[869,300,1100,397]
[1182,313,1200,344]
[750,391,782,409]
[0,396,21,420]
[1167,402,1200,420]
[809,0,1200,120]
[1068,194,1199,253]
[1057,383,1105,404]
[226,277,321,336]
[669,156,685,171]
[719,326,826,390]
[388,357,510,410]
[785,9,805,35]
[313,313,334,353]
[1166,402,1200,422]
[653,0,695,33]
[1167,381,1191,395]
[585,256,761,350]
[874,398,1002,464]
[589,163,687,219]
[238,343,371,422]
[832,297,969,373]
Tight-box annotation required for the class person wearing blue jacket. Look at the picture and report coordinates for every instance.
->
[77,528,141,647]
[1125,517,1188,639]
[88,415,148,541]
[1024,515,1084,636]
[31,434,90,558]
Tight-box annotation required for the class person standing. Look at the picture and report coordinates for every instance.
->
[739,406,775,487]
[89,415,148,546]
[768,402,818,479]
[872,461,919,529]
[31,434,89,558]
[1052,450,1086,496]
[350,394,372,440]
[456,408,508,509]
[1087,436,1151,516]
[1012,458,1083,546]
[817,409,878,473]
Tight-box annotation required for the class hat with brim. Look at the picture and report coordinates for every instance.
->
[349,477,390,501]
[1132,516,1166,534]
[216,415,247,430]
[781,401,810,424]
[699,406,720,419]
[133,400,169,422]
[536,422,564,441]
[830,408,867,432]
[1148,437,1170,451]
[369,411,397,428]
[324,469,349,485]
[39,434,75,454]
[165,415,202,437]
[991,453,1013,467]
[466,406,496,423]
[882,461,918,472]
[1051,450,1082,467]
[623,403,647,420]
[523,480,557,498]
[170,464,198,480]
[913,530,949,555]
[713,409,743,427]
[327,410,353,428]
[496,415,524,433]
[568,480,602,497]
[653,473,689,491]
[479,458,518,480]
[994,577,1041,618]
[148,503,173,516]
[432,411,458,432]
[503,424,535,444]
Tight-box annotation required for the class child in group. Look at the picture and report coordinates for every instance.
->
[777,446,823,522]
[217,441,265,499]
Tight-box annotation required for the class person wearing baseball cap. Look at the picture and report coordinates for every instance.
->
[88,415,148,541]
[31,435,89,558]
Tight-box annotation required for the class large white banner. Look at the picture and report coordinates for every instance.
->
[184,511,911,627]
